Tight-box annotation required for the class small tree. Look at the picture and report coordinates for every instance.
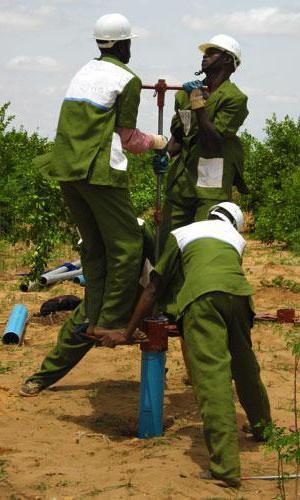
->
[240,115,300,251]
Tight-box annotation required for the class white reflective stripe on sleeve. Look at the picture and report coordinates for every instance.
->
[110,132,128,171]
[171,220,246,256]
[178,109,192,136]
[65,60,134,110]
[196,157,224,188]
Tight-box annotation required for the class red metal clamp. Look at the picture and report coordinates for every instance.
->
[255,308,299,325]
[140,317,169,353]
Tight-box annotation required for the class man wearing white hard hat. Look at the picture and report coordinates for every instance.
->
[160,34,249,244]
[87,202,271,488]
[155,35,249,379]
[35,13,165,334]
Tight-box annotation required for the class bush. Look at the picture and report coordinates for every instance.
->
[0,103,158,279]
[0,103,76,280]
[2,100,299,279]
[240,115,300,251]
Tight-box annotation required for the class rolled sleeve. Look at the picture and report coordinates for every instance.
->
[117,127,154,153]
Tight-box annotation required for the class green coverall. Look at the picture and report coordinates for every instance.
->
[160,80,249,245]
[154,220,271,482]
[158,80,249,316]
[27,220,155,388]
[36,55,146,328]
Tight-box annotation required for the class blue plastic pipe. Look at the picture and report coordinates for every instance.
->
[2,304,28,344]
[73,274,86,286]
[138,351,166,438]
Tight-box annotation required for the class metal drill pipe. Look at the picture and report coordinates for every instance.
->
[142,80,182,262]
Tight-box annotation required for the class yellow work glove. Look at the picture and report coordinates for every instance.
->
[151,134,168,150]
[190,88,206,110]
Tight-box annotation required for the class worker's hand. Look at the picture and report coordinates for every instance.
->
[182,79,206,93]
[81,327,126,348]
[82,326,149,348]
[152,152,169,174]
[190,88,206,110]
[99,331,128,348]
[151,134,168,150]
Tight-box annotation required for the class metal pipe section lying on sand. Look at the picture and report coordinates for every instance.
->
[2,304,28,344]
[19,281,40,292]
[39,268,82,286]
[40,260,81,279]
[242,474,300,481]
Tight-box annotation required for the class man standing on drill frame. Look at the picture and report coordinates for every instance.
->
[38,13,166,332]
[20,13,165,396]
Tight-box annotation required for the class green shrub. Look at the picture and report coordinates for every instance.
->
[241,115,300,251]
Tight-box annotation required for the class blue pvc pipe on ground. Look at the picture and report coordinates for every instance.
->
[73,274,86,286]
[2,304,28,344]
[138,351,166,438]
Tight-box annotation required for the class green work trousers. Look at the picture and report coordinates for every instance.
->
[160,163,229,251]
[183,292,271,481]
[28,301,95,388]
[27,223,155,389]
[61,181,143,328]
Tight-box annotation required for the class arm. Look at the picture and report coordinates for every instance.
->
[190,89,249,152]
[124,274,162,340]
[194,108,223,153]
[85,235,180,347]
[190,89,223,154]
[125,234,180,340]
[117,127,155,154]
[83,274,162,347]
[115,76,166,153]
[167,135,182,157]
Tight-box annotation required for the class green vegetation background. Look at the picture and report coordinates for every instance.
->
[1,102,300,281]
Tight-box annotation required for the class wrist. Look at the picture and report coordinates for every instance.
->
[124,329,133,341]
[190,88,206,110]
[152,134,168,150]
[190,96,206,110]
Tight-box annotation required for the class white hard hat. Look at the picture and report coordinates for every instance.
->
[208,202,244,231]
[199,34,241,67]
[94,13,137,48]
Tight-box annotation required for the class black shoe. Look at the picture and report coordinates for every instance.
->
[242,423,267,442]
[199,470,241,488]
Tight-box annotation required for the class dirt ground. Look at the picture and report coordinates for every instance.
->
[0,239,299,499]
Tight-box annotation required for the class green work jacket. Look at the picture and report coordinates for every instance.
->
[169,79,249,200]
[35,55,141,188]
[154,219,253,318]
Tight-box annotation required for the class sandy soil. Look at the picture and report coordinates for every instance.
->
[0,239,299,499]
